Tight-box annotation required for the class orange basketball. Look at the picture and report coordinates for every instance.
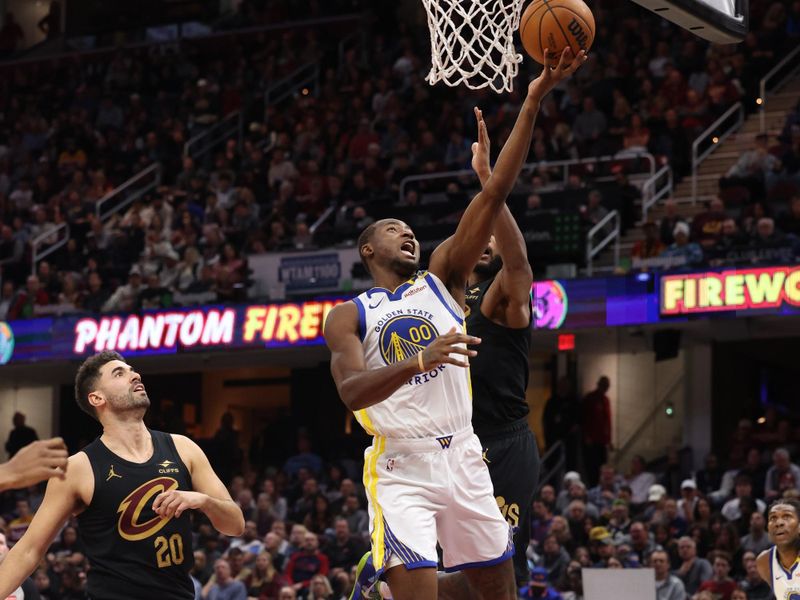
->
[519,0,595,66]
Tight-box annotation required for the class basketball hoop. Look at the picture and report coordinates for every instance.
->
[422,0,525,93]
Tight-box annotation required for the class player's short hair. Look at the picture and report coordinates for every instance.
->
[357,221,380,274]
[768,497,800,518]
[74,350,125,420]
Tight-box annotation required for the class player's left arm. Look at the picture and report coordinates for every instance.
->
[755,549,772,589]
[429,48,585,305]
[153,435,245,536]
[470,107,533,329]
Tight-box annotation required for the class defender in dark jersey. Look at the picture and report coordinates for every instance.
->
[464,106,539,589]
[0,351,244,599]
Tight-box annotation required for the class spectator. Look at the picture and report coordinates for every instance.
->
[738,557,772,600]
[626,456,657,506]
[765,448,800,500]
[5,412,38,459]
[721,134,781,200]
[537,534,571,586]
[651,549,686,600]
[278,587,297,600]
[573,97,608,155]
[0,532,38,599]
[674,536,712,597]
[608,499,632,539]
[588,464,621,514]
[631,221,666,261]
[229,520,264,563]
[7,275,50,320]
[543,377,581,470]
[697,454,724,496]
[677,480,699,523]
[721,474,766,521]
[739,511,771,555]
[777,194,800,236]
[206,558,247,600]
[658,199,685,246]
[307,573,335,600]
[624,520,660,564]
[660,222,703,268]
[243,551,285,599]
[698,551,738,600]
[285,532,329,592]
[0,282,14,320]
[102,267,144,313]
[322,517,366,572]
[531,498,555,548]
[581,376,612,486]
[580,189,610,235]
[691,197,727,248]
[521,566,563,599]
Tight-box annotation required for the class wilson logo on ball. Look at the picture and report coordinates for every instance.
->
[567,18,589,48]
[117,477,179,541]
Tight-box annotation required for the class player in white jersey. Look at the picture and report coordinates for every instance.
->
[756,498,800,598]
[324,47,586,600]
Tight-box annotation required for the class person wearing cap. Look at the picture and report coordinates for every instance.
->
[102,266,144,313]
[644,483,668,522]
[674,536,712,596]
[626,455,657,506]
[608,499,632,538]
[588,527,616,567]
[660,221,703,267]
[677,479,699,522]
[650,549,686,600]
[520,566,562,599]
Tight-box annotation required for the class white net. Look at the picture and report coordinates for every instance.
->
[422,0,525,94]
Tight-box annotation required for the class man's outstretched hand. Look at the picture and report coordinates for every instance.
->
[528,47,588,104]
[0,438,69,490]
[471,107,491,185]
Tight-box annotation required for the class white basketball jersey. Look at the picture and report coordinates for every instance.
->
[771,546,800,599]
[351,270,472,439]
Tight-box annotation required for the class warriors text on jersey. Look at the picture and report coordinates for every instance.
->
[77,430,194,600]
[769,545,800,599]
[351,271,470,438]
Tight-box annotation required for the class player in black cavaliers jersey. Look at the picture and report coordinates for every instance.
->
[463,106,539,590]
[0,351,245,600]
[419,100,541,600]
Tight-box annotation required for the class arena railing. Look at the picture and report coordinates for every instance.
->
[264,62,320,107]
[758,42,800,133]
[536,441,565,495]
[586,210,620,276]
[95,163,163,222]
[691,102,744,202]
[31,223,70,276]
[641,165,673,222]
[614,374,683,469]
[397,153,657,204]
[183,111,243,161]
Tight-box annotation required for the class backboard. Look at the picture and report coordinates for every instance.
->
[628,0,748,43]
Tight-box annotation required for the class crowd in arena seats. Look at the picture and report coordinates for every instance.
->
[1,0,798,319]
[629,91,800,273]
[2,387,800,599]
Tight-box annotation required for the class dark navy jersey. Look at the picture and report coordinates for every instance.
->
[465,276,531,436]
[77,430,194,600]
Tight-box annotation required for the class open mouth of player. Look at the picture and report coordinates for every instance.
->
[133,383,145,392]
[400,241,415,259]
[480,248,491,260]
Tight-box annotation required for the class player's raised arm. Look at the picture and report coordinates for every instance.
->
[471,108,533,327]
[324,302,479,411]
[429,47,586,303]
[0,453,88,596]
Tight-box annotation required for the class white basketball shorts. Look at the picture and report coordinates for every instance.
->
[361,426,513,573]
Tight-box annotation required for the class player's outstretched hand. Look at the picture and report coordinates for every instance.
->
[471,106,491,183]
[419,327,480,371]
[153,489,207,519]
[0,438,68,490]
[528,47,588,102]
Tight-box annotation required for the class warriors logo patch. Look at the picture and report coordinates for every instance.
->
[378,315,439,366]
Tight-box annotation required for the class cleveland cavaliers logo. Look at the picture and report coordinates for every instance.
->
[117,477,178,541]
[379,316,439,365]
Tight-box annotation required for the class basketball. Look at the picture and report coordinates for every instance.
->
[519,0,595,66]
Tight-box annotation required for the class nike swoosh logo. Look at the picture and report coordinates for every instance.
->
[368,297,385,309]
